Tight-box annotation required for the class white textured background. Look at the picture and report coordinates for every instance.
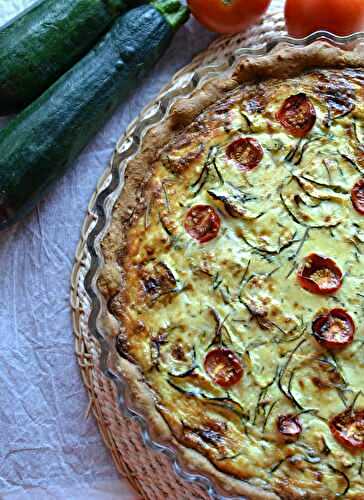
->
[0,0,283,498]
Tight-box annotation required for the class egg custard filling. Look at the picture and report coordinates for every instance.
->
[101,57,364,499]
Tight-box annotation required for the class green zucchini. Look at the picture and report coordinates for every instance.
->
[0,0,188,230]
[0,0,144,114]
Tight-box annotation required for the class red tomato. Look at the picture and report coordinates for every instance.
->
[297,253,343,295]
[351,179,364,215]
[204,348,243,388]
[187,0,271,34]
[277,94,316,138]
[312,309,355,350]
[277,415,302,439]
[285,0,364,38]
[330,409,364,450]
[184,205,221,243]
[226,138,264,171]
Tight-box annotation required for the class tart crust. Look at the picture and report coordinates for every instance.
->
[99,43,364,499]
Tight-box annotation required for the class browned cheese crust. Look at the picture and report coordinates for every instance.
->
[99,43,364,499]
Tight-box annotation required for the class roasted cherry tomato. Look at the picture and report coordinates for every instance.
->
[330,409,364,450]
[297,253,343,295]
[351,179,364,215]
[184,205,221,243]
[285,0,364,38]
[277,94,316,138]
[204,347,243,388]
[226,138,264,171]
[277,414,302,439]
[312,309,355,350]
[187,0,271,34]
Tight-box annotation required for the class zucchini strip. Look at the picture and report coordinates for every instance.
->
[327,464,351,497]
[278,339,307,406]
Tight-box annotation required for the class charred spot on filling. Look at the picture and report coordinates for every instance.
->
[115,332,134,363]
[198,429,225,446]
[245,97,265,114]
[315,73,356,123]
[171,344,188,361]
[311,376,329,389]
[140,262,177,300]
[277,414,303,440]
[316,359,346,387]
[182,420,228,450]
[244,85,267,114]
[161,144,205,175]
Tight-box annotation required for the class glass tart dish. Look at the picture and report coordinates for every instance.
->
[73,30,364,500]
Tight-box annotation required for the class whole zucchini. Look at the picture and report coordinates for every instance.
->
[0,0,143,114]
[0,0,188,230]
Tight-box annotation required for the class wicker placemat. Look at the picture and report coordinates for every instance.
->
[71,13,286,500]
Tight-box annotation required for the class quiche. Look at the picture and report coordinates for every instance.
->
[99,43,364,499]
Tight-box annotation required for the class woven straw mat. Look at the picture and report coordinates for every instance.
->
[71,12,286,500]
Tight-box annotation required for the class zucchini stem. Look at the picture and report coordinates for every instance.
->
[153,0,190,30]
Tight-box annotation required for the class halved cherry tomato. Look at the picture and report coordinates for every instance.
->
[277,94,316,138]
[226,138,264,171]
[351,179,364,215]
[285,0,364,38]
[330,409,364,450]
[187,0,271,35]
[204,348,243,388]
[184,205,221,243]
[312,309,355,350]
[277,414,302,439]
[297,254,343,295]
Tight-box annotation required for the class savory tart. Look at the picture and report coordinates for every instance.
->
[99,43,364,499]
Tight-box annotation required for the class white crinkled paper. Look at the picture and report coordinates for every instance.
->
[0,0,281,498]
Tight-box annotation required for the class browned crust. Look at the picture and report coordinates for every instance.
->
[233,41,364,82]
[99,42,364,499]
[116,356,279,499]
